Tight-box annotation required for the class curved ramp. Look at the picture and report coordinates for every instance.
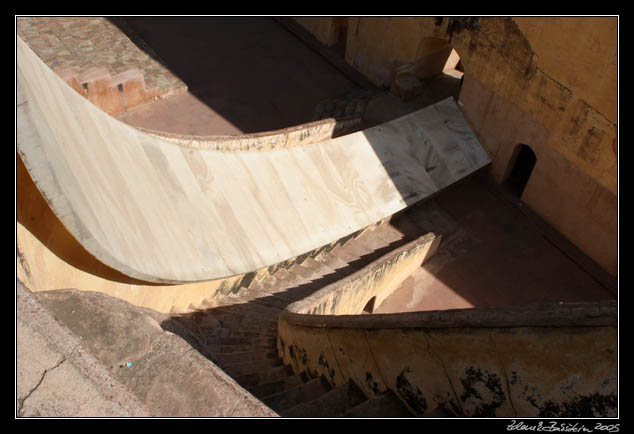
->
[16,36,490,284]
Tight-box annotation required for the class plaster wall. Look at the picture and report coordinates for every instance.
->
[294,16,618,276]
[459,74,618,276]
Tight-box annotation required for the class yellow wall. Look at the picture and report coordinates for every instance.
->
[297,16,617,193]
[279,305,617,417]
[294,16,618,276]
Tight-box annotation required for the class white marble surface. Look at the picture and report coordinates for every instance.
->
[17,36,490,283]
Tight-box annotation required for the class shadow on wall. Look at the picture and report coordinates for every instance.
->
[502,144,537,199]
[108,17,465,136]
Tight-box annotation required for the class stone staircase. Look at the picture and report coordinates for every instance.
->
[168,212,446,417]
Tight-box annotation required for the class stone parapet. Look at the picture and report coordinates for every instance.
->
[277,237,618,417]
[284,232,440,316]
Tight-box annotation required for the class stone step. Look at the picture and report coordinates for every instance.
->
[376,220,410,242]
[234,364,298,388]
[211,349,278,366]
[212,312,278,329]
[213,324,277,338]
[216,357,284,378]
[391,214,424,240]
[262,267,310,289]
[263,376,332,414]
[200,294,246,309]
[335,242,383,271]
[287,263,322,282]
[203,333,276,348]
[214,291,289,313]
[170,312,221,331]
[205,340,276,356]
[327,240,365,265]
[354,228,394,252]
[339,390,413,418]
[202,326,277,340]
[246,294,290,310]
[210,304,280,320]
[257,279,319,300]
[314,250,357,273]
[247,374,306,400]
[209,293,287,314]
[212,312,277,327]
[280,381,367,418]
[211,303,282,320]
[255,288,316,308]
[299,257,340,281]
[404,200,459,238]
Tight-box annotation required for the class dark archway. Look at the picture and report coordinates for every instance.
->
[504,144,537,198]
[363,296,376,314]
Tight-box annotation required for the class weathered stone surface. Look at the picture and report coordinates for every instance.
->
[17,281,150,417]
[33,289,278,417]
[390,71,424,101]
[279,298,617,417]
[285,232,440,316]
[299,16,617,280]
[16,16,185,97]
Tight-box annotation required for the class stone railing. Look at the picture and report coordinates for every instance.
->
[137,117,344,152]
[284,232,441,316]
[277,237,618,417]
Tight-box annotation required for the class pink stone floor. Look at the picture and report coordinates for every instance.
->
[375,175,616,313]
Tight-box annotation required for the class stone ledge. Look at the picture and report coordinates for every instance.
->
[281,299,617,330]
[285,232,440,316]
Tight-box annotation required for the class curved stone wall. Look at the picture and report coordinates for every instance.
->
[277,237,618,417]
[137,118,340,151]
[17,35,490,284]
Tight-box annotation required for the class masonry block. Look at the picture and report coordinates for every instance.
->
[390,71,424,101]
[113,69,149,111]
[54,67,87,97]
[79,67,124,116]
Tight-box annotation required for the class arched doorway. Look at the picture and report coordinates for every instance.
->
[363,296,376,314]
[504,144,537,198]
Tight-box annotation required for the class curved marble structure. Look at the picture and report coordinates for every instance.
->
[17,36,490,284]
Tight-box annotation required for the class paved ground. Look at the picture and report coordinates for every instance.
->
[115,17,360,135]
[375,174,616,313]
